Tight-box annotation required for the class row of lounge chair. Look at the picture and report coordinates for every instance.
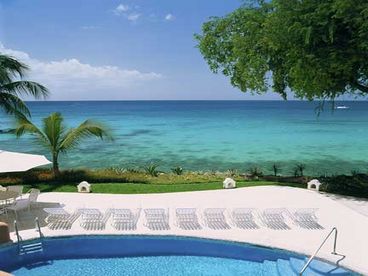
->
[43,207,323,231]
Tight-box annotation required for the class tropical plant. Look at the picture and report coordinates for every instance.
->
[296,163,306,177]
[171,166,184,175]
[248,167,263,178]
[0,54,48,117]
[126,167,141,174]
[272,164,281,177]
[144,163,160,177]
[195,0,368,101]
[14,112,112,177]
[227,168,238,177]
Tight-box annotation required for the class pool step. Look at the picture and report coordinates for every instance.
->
[19,242,43,255]
[289,257,351,275]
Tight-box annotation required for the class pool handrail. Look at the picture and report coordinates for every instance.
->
[299,227,338,275]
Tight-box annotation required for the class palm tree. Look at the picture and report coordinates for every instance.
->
[14,112,112,177]
[0,54,48,117]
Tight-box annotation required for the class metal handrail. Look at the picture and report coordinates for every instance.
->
[13,220,22,252]
[299,227,338,275]
[13,220,21,243]
[35,217,43,238]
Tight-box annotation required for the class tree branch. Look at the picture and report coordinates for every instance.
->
[351,81,368,94]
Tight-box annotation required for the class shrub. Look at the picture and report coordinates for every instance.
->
[171,166,183,175]
[322,174,368,197]
[144,163,160,177]
[248,167,263,178]
[227,168,238,177]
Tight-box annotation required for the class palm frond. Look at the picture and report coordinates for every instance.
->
[42,113,65,151]
[1,81,49,99]
[0,54,29,80]
[60,120,113,152]
[0,92,31,116]
[14,114,49,147]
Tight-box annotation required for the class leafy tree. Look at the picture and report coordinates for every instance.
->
[14,112,112,177]
[0,54,48,117]
[195,0,368,100]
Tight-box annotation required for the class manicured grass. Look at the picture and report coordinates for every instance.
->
[19,181,305,194]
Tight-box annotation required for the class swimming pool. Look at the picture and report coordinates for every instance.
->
[0,235,357,275]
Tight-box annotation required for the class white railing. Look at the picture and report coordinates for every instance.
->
[299,227,338,275]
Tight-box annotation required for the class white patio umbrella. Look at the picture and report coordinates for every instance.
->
[0,150,51,173]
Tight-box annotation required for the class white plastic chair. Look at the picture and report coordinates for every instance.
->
[6,189,40,219]
[7,185,23,198]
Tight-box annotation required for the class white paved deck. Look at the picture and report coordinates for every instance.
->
[2,186,368,274]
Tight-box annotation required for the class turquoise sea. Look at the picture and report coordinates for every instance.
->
[0,100,367,175]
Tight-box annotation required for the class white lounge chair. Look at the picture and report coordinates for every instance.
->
[44,207,80,230]
[289,208,323,229]
[79,208,111,230]
[144,208,170,230]
[203,208,230,230]
[111,208,141,231]
[175,208,202,230]
[0,185,6,192]
[230,208,259,229]
[259,208,290,230]
[6,189,40,219]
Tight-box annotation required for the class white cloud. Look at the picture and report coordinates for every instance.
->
[0,43,162,100]
[127,13,141,22]
[114,4,129,15]
[165,13,175,21]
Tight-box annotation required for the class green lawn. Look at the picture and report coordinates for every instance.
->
[19,181,304,194]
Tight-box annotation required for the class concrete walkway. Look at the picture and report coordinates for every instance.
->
[1,186,367,274]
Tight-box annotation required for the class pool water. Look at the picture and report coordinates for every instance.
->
[0,236,357,276]
[11,256,287,276]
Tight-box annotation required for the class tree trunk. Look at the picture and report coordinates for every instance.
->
[52,153,60,178]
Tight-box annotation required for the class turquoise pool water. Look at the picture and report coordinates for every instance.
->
[0,235,357,276]
[9,256,305,276]
[0,100,367,174]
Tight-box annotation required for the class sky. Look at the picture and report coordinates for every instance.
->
[0,0,286,101]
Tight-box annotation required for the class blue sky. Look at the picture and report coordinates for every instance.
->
[0,0,284,100]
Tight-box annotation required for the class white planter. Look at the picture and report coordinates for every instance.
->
[307,179,322,192]
[77,181,91,193]
[223,178,236,189]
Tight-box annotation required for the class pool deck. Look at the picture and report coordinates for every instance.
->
[2,186,368,274]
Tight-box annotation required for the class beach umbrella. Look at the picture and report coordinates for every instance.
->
[0,150,51,173]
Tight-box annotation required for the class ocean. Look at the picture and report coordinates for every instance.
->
[0,100,367,176]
